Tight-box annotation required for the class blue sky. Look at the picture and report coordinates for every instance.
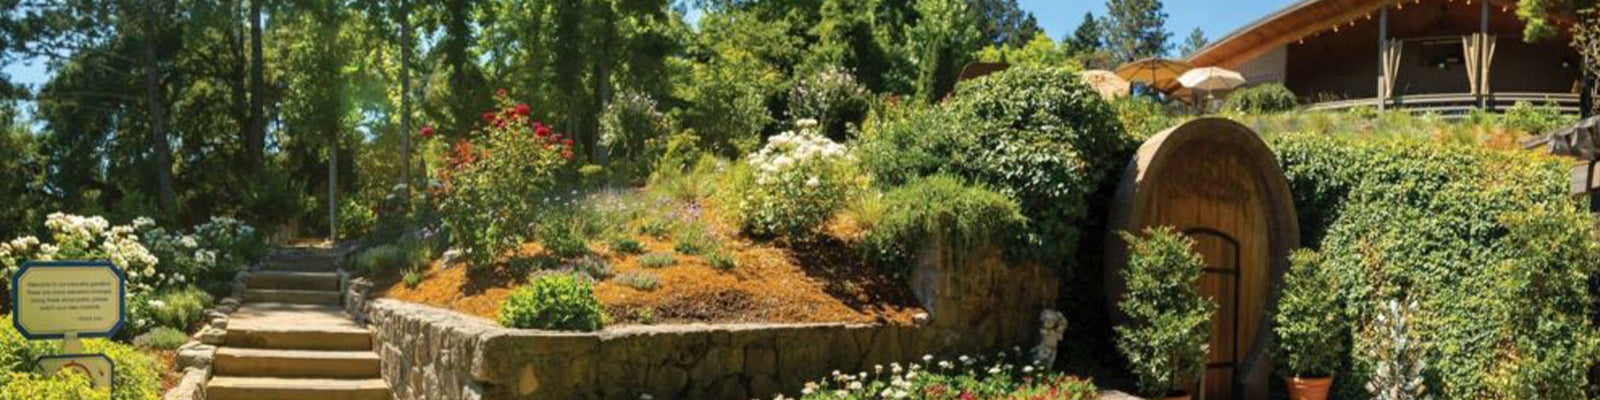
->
[1029,0,1298,49]
[1,0,1300,89]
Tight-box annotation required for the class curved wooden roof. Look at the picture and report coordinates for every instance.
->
[1187,0,1541,68]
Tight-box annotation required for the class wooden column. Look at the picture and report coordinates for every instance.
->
[1379,7,1389,112]
[1479,0,1491,109]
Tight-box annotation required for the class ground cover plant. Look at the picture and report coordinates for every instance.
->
[785,351,1099,400]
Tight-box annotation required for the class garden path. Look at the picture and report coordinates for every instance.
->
[204,247,392,400]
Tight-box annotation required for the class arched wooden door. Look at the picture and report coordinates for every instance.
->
[1105,118,1300,400]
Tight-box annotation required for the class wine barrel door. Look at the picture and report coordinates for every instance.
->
[1187,229,1241,400]
[1106,118,1300,400]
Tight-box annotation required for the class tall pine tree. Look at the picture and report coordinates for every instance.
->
[1104,0,1171,63]
[1178,27,1207,57]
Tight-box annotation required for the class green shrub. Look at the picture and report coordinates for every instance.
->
[571,256,614,280]
[614,271,661,291]
[599,91,672,182]
[1,317,162,400]
[438,92,574,270]
[637,253,676,269]
[538,214,592,259]
[863,175,1024,275]
[730,120,860,239]
[148,288,212,331]
[1115,227,1215,398]
[706,251,738,270]
[497,273,606,331]
[860,66,1131,264]
[353,244,406,276]
[402,269,425,288]
[1498,101,1575,136]
[1272,250,1346,378]
[789,65,872,141]
[132,327,188,350]
[1111,96,1178,139]
[608,237,645,255]
[0,373,108,400]
[336,199,376,240]
[676,58,779,157]
[671,225,716,255]
[1271,133,1599,400]
[1224,83,1297,113]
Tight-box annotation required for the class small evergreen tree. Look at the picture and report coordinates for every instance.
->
[1104,0,1172,63]
[1178,28,1207,57]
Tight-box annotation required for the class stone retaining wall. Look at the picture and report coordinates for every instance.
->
[356,237,1061,400]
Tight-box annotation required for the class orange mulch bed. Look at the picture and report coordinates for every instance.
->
[380,217,924,326]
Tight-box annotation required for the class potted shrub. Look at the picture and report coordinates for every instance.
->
[1272,250,1346,400]
[1116,227,1217,400]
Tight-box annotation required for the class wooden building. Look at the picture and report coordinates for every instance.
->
[1188,0,1586,114]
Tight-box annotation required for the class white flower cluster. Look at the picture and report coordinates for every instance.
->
[747,119,849,185]
[737,120,858,238]
[783,348,1056,400]
[0,213,163,292]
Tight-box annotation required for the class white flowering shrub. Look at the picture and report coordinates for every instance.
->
[137,216,265,294]
[785,350,1098,400]
[734,120,861,239]
[0,213,162,292]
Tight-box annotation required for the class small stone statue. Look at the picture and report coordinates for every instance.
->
[1032,309,1068,367]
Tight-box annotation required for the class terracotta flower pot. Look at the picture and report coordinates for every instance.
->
[1287,376,1334,400]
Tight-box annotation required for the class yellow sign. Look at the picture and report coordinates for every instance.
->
[11,261,126,338]
[38,354,115,389]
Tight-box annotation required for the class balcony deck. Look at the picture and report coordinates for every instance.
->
[1306,92,1582,116]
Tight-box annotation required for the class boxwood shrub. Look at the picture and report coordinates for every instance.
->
[859,66,1133,265]
[1270,133,1600,400]
[497,273,607,331]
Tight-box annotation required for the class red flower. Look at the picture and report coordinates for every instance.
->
[495,88,507,97]
[482,112,496,123]
[533,123,551,138]
[420,125,435,138]
[514,103,531,116]
[562,138,573,147]
[561,149,573,160]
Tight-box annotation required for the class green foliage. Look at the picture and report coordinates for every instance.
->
[613,271,661,291]
[860,66,1132,265]
[437,93,575,269]
[132,327,189,350]
[794,352,1098,400]
[706,251,738,270]
[0,373,108,400]
[147,288,213,331]
[671,224,715,255]
[676,57,779,157]
[572,256,614,281]
[730,122,861,239]
[863,175,1023,275]
[0,317,161,400]
[403,268,426,288]
[637,253,676,268]
[1272,250,1346,378]
[1111,96,1178,139]
[1224,83,1297,114]
[608,237,645,255]
[336,199,376,240]
[909,0,982,103]
[1177,27,1208,57]
[599,91,673,183]
[1496,101,1575,136]
[789,65,873,141]
[353,244,408,276]
[1115,227,1215,398]
[1270,133,1600,400]
[1103,0,1172,63]
[497,273,607,331]
[974,32,1076,67]
[538,213,593,260]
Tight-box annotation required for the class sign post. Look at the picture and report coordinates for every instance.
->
[10,260,125,390]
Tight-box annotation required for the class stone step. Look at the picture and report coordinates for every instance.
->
[215,348,380,379]
[244,289,340,305]
[227,303,372,351]
[206,376,390,400]
[249,271,340,291]
[261,257,340,272]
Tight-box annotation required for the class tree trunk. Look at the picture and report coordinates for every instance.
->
[142,11,178,220]
[591,3,615,161]
[248,0,266,172]
[399,0,412,206]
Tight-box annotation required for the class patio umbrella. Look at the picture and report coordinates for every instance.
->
[1115,58,1193,93]
[1079,70,1130,99]
[1178,67,1247,91]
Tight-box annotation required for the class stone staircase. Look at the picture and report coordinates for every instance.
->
[206,249,391,400]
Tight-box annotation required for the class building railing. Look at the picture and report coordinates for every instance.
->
[1305,92,1581,115]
